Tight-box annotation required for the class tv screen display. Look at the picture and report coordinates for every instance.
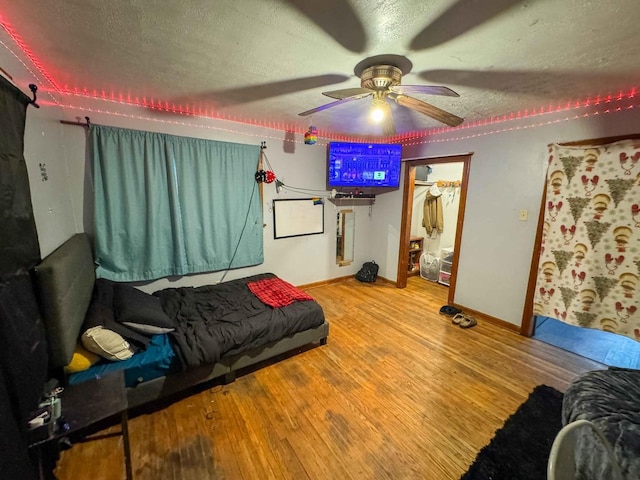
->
[328,141,402,189]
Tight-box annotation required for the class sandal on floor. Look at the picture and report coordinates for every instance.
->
[440,305,462,317]
[452,313,465,325]
[459,315,477,329]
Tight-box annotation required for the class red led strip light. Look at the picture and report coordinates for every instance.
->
[0,17,61,92]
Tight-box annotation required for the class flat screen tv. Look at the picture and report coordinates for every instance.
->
[328,141,402,189]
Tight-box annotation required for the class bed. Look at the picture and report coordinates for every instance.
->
[32,233,329,408]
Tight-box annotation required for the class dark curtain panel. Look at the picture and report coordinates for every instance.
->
[0,274,49,427]
[0,77,46,479]
[0,368,38,480]
[0,75,40,279]
[0,275,47,480]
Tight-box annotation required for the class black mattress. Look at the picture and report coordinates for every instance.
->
[156,273,325,369]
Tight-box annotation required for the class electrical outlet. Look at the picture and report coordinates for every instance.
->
[519,209,528,221]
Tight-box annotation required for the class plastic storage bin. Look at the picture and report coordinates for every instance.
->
[438,247,454,286]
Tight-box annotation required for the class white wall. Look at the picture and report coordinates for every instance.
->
[371,100,640,326]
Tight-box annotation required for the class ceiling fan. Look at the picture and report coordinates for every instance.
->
[298,54,464,135]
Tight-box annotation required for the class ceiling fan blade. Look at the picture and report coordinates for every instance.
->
[410,0,525,50]
[390,85,459,97]
[323,87,373,99]
[298,95,370,116]
[283,0,366,53]
[379,101,396,136]
[389,93,463,127]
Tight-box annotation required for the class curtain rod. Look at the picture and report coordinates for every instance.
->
[60,116,91,127]
[57,119,265,150]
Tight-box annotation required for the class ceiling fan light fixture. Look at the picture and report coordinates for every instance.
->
[360,65,403,91]
[370,92,388,123]
[371,106,385,123]
[299,55,464,130]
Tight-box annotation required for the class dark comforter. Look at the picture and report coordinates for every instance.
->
[563,368,640,480]
[156,273,325,369]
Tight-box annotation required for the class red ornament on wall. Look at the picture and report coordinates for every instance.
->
[265,171,276,184]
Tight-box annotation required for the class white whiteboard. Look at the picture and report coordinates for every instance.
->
[273,198,324,239]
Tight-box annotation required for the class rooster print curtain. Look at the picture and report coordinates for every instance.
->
[534,139,640,342]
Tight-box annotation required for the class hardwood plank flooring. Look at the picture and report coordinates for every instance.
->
[53,277,603,480]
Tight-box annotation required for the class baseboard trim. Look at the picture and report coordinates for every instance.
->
[300,275,397,290]
[298,275,355,290]
[451,303,521,333]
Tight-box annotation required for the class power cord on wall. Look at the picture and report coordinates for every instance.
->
[219,176,258,283]
[262,151,330,198]
[221,146,333,283]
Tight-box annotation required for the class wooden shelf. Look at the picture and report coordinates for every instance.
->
[408,236,424,276]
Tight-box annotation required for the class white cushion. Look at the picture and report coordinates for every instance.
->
[81,326,134,361]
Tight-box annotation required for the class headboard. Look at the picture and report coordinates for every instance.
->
[33,233,95,369]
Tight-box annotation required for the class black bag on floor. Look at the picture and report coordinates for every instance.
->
[356,261,379,283]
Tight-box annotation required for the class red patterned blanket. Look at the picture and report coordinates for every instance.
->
[247,277,314,308]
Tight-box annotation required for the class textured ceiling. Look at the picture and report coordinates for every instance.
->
[1,0,638,138]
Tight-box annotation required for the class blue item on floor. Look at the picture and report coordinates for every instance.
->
[534,316,640,369]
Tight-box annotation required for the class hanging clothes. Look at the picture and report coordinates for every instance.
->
[423,183,444,235]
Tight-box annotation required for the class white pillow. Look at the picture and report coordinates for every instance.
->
[81,326,134,361]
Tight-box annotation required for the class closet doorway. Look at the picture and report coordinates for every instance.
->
[396,154,472,306]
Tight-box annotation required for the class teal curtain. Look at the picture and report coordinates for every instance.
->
[91,125,263,281]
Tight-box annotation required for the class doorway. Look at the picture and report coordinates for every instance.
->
[396,153,472,307]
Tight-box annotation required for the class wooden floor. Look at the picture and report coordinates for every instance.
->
[54,277,603,480]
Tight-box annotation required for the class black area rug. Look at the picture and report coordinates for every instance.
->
[461,385,563,480]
